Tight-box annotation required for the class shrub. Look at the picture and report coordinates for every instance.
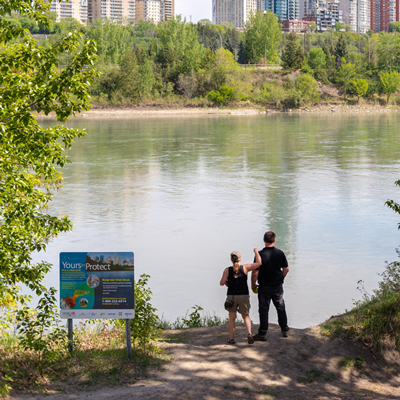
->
[352,79,368,100]
[16,288,68,375]
[207,86,236,104]
[295,74,319,104]
[260,83,287,106]
[308,48,326,70]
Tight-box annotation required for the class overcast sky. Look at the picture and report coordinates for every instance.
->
[175,0,213,23]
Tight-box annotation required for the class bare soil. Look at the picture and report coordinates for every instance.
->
[13,323,400,400]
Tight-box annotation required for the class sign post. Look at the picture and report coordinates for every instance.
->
[60,252,135,357]
[125,319,132,358]
[67,318,73,353]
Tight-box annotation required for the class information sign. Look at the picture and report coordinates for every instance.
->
[60,252,134,319]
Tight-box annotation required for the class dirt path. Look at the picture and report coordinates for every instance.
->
[13,324,400,400]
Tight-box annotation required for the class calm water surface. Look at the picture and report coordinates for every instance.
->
[37,113,400,328]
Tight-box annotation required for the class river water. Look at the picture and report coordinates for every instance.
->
[37,112,400,328]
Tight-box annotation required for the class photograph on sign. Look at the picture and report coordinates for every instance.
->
[60,252,134,319]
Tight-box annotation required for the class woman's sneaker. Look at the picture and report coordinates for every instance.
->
[247,334,254,344]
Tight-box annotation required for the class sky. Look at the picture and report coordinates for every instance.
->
[175,0,212,23]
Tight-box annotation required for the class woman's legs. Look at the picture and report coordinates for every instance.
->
[228,312,237,340]
[242,314,252,335]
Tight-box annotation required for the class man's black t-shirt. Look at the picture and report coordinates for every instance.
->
[257,247,288,287]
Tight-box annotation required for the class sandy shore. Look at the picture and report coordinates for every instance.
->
[34,104,400,120]
[14,323,400,400]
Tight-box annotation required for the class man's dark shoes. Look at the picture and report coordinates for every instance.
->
[253,334,267,342]
[282,329,289,338]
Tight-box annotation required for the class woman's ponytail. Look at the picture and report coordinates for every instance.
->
[231,254,240,274]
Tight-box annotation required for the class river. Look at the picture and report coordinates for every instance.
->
[37,112,400,328]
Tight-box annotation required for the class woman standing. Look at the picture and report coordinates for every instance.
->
[220,248,261,344]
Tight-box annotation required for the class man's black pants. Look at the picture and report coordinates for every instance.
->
[258,284,288,336]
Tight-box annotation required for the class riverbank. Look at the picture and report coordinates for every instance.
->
[11,323,400,400]
[78,103,400,118]
[34,102,400,120]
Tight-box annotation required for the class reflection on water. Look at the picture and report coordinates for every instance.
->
[36,113,400,328]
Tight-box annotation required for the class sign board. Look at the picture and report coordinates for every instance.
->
[60,252,134,319]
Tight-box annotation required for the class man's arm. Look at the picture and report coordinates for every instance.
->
[282,266,289,283]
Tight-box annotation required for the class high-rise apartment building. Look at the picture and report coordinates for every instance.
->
[135,0,174,22]
[370,0,399,32]
[212,0,258,30]
[262,0,299,20]
[304,0,342,31]
[52,0,173,24]
[88,0,133,21]
[348,0,370,33]
[50,0,88,24]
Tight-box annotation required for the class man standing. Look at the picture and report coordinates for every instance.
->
[252,231,289,340]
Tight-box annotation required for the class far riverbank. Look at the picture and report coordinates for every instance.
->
[35,103,400,119]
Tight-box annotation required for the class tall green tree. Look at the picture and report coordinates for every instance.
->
[119,51,155,99]
[237,40,248,64]
[157,15,203,82]
[380,71,400,103]
[334,33,348,62]
[377,33,400,71]
[243,10,281,64]
[336,58,356,97]
[281,32,304,70]
[0,0,98,304]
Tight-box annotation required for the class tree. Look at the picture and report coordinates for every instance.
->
[295,74,320,104]
[208,48,240,90]
[308,22,317,33]
[334,33,348,64]
[243,10,281,64]
[0,1,98,305]
[336,58,356,97]
[281,32,304,70]
[118,51,155,99]
[377,33,400,71]
[335,22,344,32]
[177,71,198,99]
[352,79,368,100]
[308,48,326,70]
[380,71,400,103]
[237,40,247,64]
[389,21,400,33]
[157,15,203,82]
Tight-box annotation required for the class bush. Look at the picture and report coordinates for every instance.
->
[207,86,236,104]
[259,83,287,106]
[16,288,68,375]
[295,74,319,105]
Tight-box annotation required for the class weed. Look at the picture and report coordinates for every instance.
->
[297,368,324,384]
[242,387,250,392]
[338,356,354,370]
[262,387,278,397]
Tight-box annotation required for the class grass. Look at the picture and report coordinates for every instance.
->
[321,291,400,351]
[297,368,336,384]
[158,310,229,330]
[338,356,355,370]
[0,325,169,396]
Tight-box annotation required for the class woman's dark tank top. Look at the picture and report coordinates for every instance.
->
[227,265,249,295]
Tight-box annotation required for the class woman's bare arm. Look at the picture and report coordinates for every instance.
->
[243,248,261,274]
[220,267,229,286]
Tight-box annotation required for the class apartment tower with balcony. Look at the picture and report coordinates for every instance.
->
[212,0,258,30]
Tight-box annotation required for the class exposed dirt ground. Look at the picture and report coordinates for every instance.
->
[13,323,400,400]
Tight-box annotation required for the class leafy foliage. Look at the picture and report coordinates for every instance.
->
[295,74,320,104]
[129,274,161,353]
[0,0,98,305]
[243,10,281,64]
[16,288,68,374]
[207,86,236,104]
[380,71,400,103]
[352,79,368,100]
[281,33,304,70]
